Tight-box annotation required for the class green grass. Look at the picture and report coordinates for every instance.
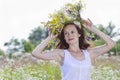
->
[0,61,61,80]
[0,57,120,80]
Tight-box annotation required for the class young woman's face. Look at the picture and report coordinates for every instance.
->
[64,25,80,45]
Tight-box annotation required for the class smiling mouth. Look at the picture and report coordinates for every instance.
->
[68,38,74,41]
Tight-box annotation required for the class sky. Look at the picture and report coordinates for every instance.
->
[0,0,120,51]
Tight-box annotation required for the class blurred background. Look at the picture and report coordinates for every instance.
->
[0,0,120,80]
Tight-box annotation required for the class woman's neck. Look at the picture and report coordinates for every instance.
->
[68,44,81,53]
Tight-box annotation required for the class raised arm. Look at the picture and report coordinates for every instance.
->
[82,18,116,58]
[32,32,64,62]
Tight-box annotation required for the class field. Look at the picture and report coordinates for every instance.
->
[0,55,120,80]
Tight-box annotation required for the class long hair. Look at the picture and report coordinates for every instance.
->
[57,22,90,49]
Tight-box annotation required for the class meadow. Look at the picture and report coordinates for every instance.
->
[0,55,120,80]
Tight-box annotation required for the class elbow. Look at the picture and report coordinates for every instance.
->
[111,41,116,47]
[31,52,35,57]
[31,50,43,59]
[31,51,37,58]
[109,40,116,49]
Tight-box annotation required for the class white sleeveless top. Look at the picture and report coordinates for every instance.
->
[60,49,91,80]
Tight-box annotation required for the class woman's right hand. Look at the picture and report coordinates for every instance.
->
[48,28,58,39]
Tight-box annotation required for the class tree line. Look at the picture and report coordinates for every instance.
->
[0,0,120,58]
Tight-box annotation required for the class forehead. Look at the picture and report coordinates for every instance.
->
[64,24,77,31]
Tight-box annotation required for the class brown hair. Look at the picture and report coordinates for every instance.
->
[57,22,90,49]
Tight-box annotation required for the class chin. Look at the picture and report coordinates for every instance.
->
[67,41,76,45]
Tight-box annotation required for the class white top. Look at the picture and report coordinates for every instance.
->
[60,49,92,80]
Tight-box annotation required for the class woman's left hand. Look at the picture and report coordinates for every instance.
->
[82,18,96,32]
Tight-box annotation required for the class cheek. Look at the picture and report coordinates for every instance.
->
[64,35,69,43]
[64,35,67,41]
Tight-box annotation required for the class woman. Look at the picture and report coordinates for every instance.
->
[32,19,115,80]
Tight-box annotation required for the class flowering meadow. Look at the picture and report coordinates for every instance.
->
[0,55,120,80]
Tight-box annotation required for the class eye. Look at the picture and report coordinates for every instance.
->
[64,32,68,35]
[71,31,74,34]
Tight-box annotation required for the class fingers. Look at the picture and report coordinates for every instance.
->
[48,30,52,36]
[48,27,52,36]
[47,28,58,39]
[82,20,89,26]
[81,18,94,28]
[87,18,93,24]
[54,34,58,38]
[82,18,89,24]
[82,18,92,24]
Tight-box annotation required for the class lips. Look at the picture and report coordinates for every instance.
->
[68,38,74,41]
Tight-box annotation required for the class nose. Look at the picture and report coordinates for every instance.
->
[68,33,70,36]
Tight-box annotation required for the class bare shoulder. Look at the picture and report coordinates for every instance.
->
[51,49,65,65]
[86,48,95,59]
[53,49,64,57]
[57,49,65,65]
[87,48,94,55]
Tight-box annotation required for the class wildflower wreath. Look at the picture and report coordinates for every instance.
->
[41,0,84,35]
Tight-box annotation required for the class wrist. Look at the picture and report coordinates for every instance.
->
[88,26,98,33]
[47,36,53,40]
